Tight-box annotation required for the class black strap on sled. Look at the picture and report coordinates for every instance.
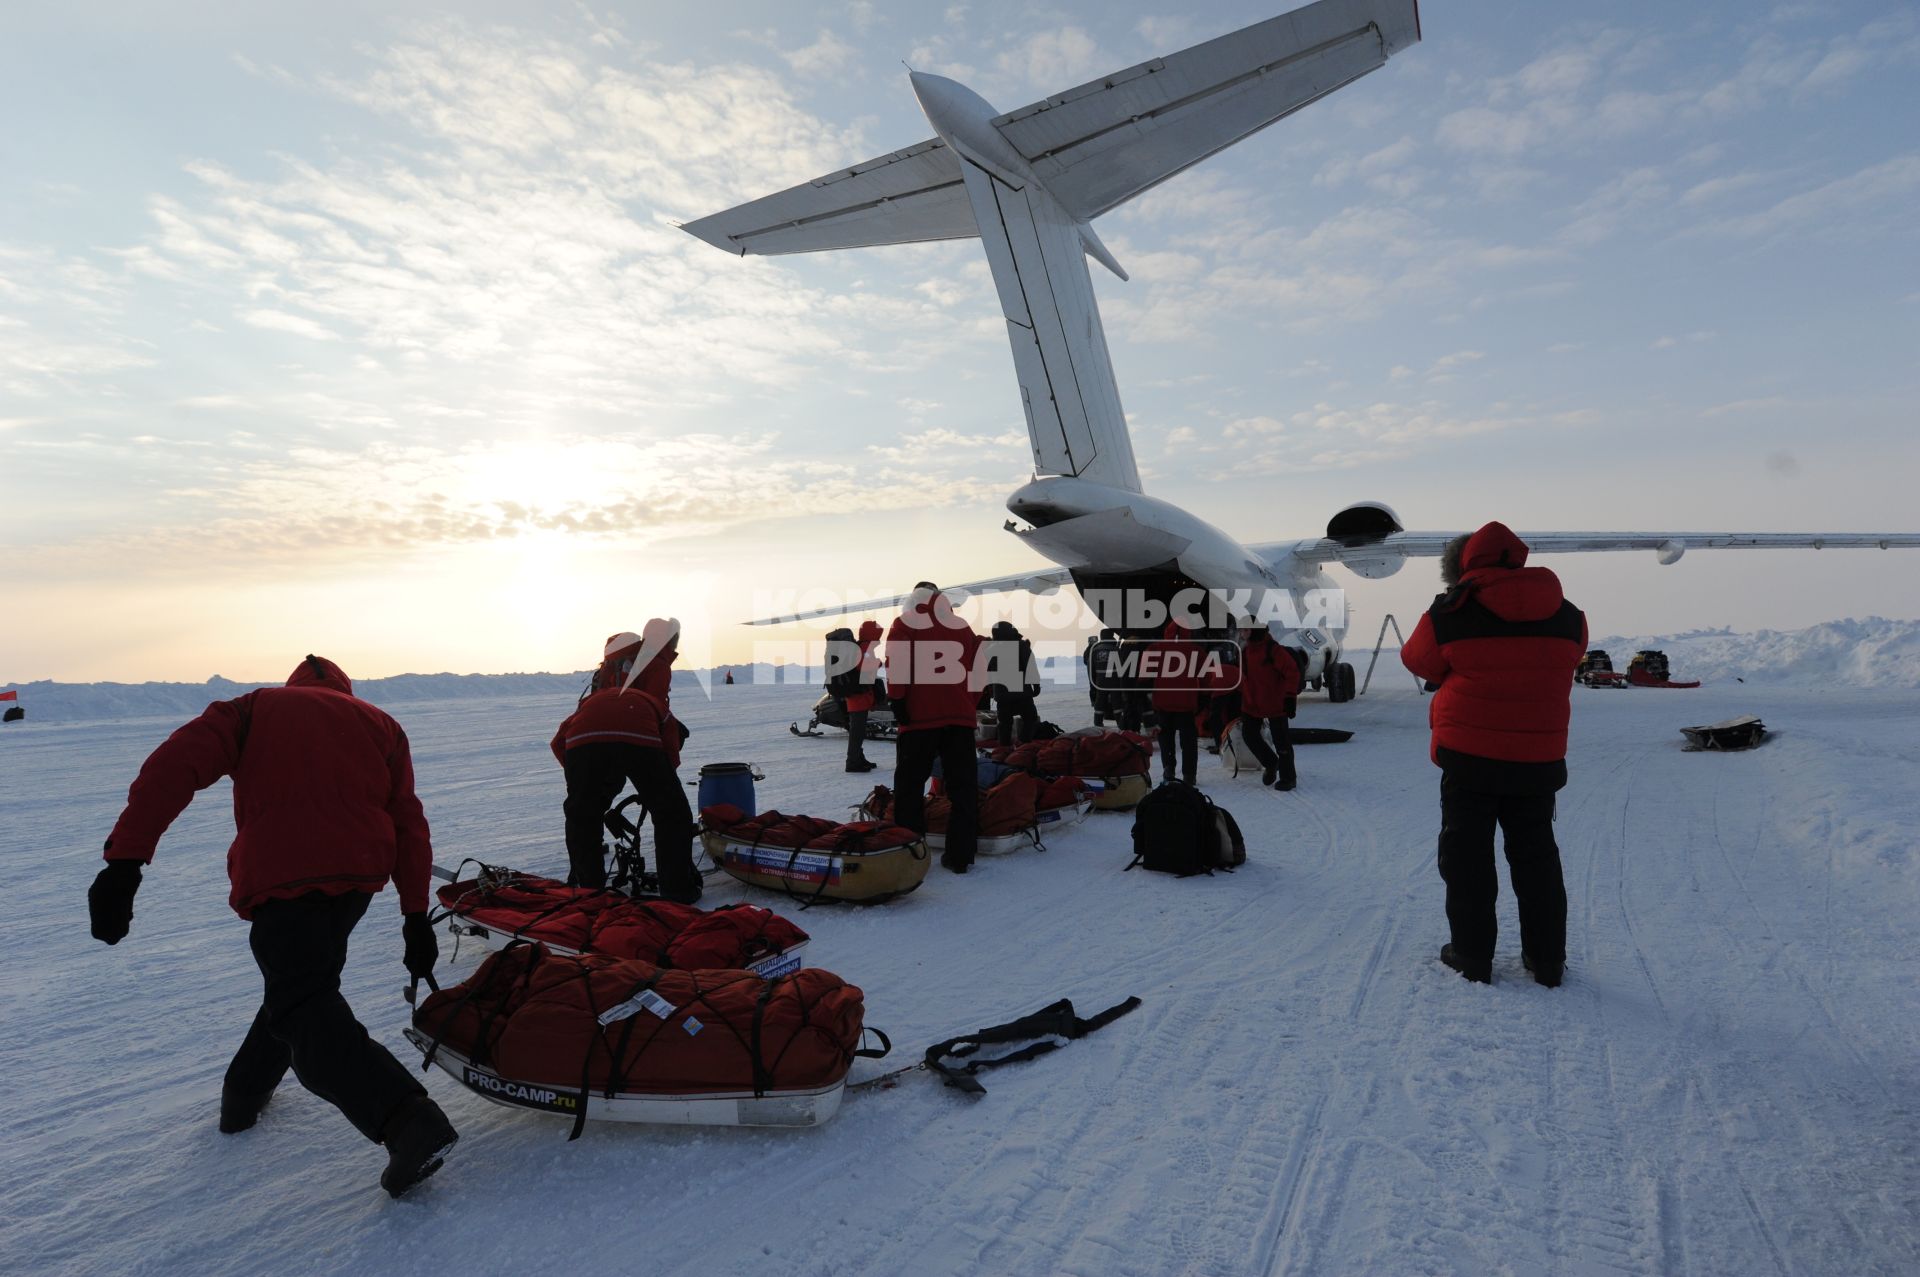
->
[923,995,1142,1097]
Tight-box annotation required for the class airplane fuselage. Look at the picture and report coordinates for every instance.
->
[1006,476,1346,678]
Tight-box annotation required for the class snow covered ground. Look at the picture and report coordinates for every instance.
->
[4,671,1917,1275]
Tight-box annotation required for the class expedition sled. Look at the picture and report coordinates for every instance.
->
[700,808,932,903]
[407,943,888,1135]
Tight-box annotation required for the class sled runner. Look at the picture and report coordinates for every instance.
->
[1681,715,1768,751]
[926,795,1095,856]
[407,944,888,1136]
[700,808,931,904]
[431,864,809,977]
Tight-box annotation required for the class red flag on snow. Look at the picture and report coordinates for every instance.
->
[0,690,16,701]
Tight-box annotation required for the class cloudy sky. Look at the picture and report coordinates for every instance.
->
[4,0,1917,682]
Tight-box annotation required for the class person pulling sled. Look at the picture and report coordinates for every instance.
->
[551,622,703,904]
[89,655,458,1198]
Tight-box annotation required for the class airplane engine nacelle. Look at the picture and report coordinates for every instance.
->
[1328,501,1405,578]
[1326,501,1404,544]
[1342,554,1405,580]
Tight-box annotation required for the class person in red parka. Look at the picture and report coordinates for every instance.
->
[551,620,700,902]
[89,655,457,1198]
[1238,624,1304,790]
[1150,617,1203,785]
[1401,521,1586,987]
[886,583,983,873]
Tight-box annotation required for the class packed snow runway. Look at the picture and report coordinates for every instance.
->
[4,677,1916,1275]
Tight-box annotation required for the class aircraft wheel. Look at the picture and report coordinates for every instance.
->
[1328,661,1357,702]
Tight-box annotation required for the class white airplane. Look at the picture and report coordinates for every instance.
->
[685,0,1920,700]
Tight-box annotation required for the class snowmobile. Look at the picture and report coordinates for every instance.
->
[1627,650,1701,689]
[1575,649,1629,688]
[791,689,899,740]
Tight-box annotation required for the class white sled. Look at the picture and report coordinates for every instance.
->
[402,1029,846,1128]
[440,917,808,980]
[925,796,1095,857]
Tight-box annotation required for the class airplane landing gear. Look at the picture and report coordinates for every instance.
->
[1326,661,1357,703]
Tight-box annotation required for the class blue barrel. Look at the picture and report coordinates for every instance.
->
[698,762,758,817]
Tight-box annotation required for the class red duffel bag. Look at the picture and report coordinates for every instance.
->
[978,772,1041,836]
[1071,731,1151,776]
[413,944,873,1133]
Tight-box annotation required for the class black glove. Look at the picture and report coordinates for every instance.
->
[675,719,691,743]
[89,859,142,945]
[889,698,911,725]
[402,912,438,981]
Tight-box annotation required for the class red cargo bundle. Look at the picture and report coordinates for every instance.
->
[1070,731,1151,777]
[410,944,883,1133]
[435,871,807,971]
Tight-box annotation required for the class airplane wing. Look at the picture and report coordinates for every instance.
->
[679,139,976,256]
[1268,531,1920,569]
[744,568,1074,626]
[990,0,1421,221]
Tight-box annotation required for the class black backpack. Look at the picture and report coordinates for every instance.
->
[1127,782,1235,877]
[824,627,860,697]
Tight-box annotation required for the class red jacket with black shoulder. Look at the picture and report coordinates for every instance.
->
[884,593,982,732]
[551,650,684,767]
[104,657,433,918]
[1401,522,1587,788]
[1240,634,1303,719]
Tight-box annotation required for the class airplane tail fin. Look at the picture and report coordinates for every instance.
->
[958,161,1142,493]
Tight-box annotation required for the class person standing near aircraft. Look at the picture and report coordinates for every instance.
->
[551,622,702,903]
[1150,617,1202,785]
[1238,625,1302,790]
[887,583,983,873]
[1401,522,1586,987]
[842,619,885,773]
[88,654,458,1198]
[986,620,1041,746]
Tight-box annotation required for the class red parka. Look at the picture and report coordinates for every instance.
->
[552,641,684,768]
[1401,522,1587,776]
[1149,620,1203,713]
[104,657,433,919]
[1240,632,1303,719]
[845,619,884,714]
[884,591,982,732]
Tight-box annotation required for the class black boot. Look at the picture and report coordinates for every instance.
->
[1440,944,1492,984]
[1523,953,1564,988]
[219,1084,273,1135]
[1182,771,1197,786]
[845,758,878,773]
[1261,766,1277,787]
[381,1095,459,1199]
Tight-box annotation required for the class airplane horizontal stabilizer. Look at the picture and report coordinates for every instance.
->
[991,0,1421,221]
[680,140,976,256]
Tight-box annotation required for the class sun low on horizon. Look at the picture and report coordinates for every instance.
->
[4,1,1918,685]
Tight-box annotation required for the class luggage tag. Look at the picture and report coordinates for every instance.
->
[597,987,680,1026]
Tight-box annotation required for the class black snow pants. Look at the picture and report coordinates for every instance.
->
[846,707,871,764]
[223,890,425,1142]
[1436,774,1567,965]
[893,726,978,869]
[562,742,699,900]
[993,691,1039,746]
[1238,715,1296,786]
[1157,711,1198,782]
